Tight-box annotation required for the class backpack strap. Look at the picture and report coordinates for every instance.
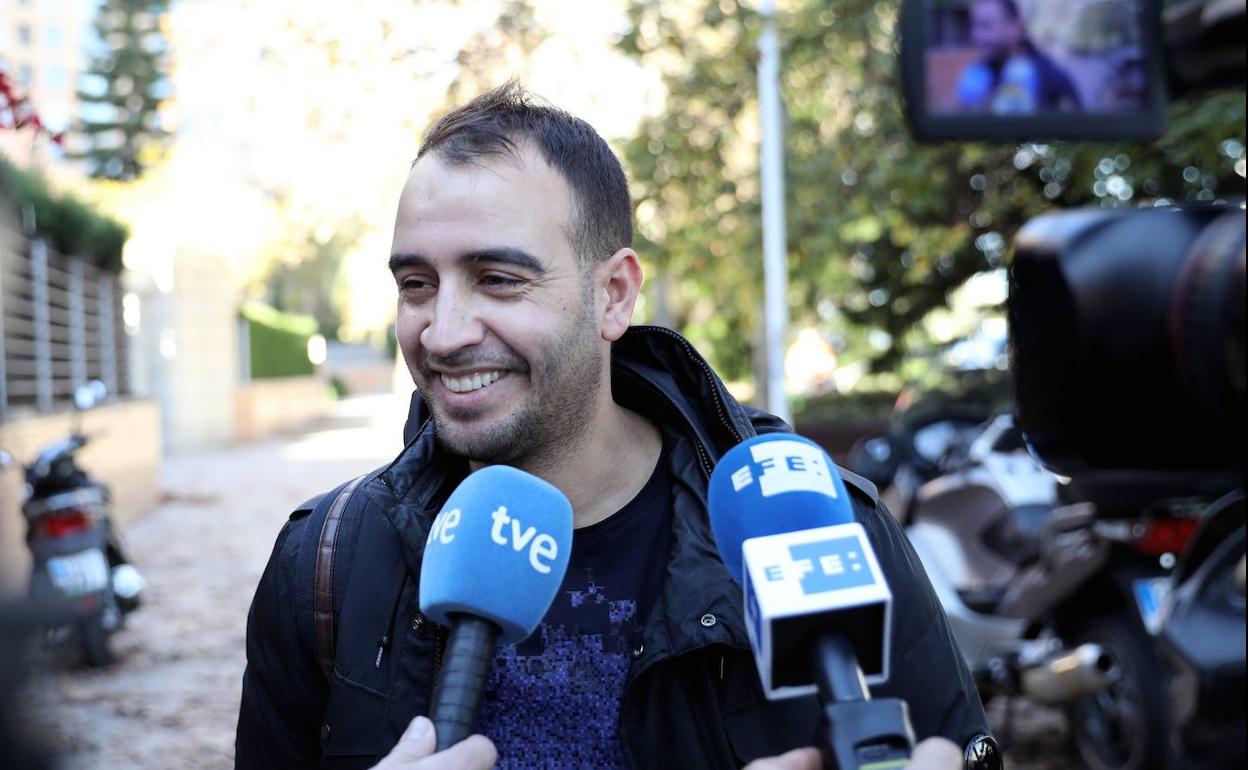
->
[314,473,368,682]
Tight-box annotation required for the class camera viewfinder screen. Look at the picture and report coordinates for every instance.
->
[923,0,1150,117]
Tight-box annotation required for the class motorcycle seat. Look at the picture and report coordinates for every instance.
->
[957,587,1007,615]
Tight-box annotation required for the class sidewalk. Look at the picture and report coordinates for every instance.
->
[25,393,409,770]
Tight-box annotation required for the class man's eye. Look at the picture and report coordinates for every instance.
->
[480,274,523,289]
[400,277,435,292]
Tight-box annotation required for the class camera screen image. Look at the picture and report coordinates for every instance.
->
[922,0,1150,117]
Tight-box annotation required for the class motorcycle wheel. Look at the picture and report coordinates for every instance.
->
[1068,614,1169,770]
[79,616,113,668]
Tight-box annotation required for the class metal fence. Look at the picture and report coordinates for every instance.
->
[0,228,129,418]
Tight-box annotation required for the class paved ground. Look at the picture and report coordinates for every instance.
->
[18,393,1076,769]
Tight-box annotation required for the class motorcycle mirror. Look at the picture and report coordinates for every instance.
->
[74,379,108,411]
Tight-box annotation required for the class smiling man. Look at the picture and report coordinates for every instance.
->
[235,83,998,770]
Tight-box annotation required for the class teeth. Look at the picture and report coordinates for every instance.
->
[441,371,502,394]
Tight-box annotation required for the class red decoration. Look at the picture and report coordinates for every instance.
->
[0,68,63,145]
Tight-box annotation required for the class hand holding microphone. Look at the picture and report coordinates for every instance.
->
[418,465,573,752]
[370,716,496,770]
[708,434,915,770]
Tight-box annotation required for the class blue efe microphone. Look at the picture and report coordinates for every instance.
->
[420,465,572,750]
[708,432,855,586]
[709,434,914,770]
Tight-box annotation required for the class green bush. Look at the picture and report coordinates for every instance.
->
[0,157,128,272]
[793,389,899,428]
[242,302,317,380]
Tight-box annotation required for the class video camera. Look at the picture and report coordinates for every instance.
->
[900,0,1245,498]
[900,2,1244,767]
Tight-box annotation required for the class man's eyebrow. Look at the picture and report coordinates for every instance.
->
[388,247,548,275]
[460,247,546,274]
[389,252,430,274]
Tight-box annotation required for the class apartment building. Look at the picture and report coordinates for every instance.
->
[1,0,97,169]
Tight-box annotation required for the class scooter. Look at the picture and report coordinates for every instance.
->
[853,412,1201,770]
[0,380,144,667]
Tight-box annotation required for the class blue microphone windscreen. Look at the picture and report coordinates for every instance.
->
[419,465,573,645]
[708,434,855,585]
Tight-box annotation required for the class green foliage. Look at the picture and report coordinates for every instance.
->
[618,0,1246,384]
[0,157,129,272]
[242,302,317,380]
[254,216,364,341]
[70,0,170,180]
[329,374,349,400]
[793,388,898,426]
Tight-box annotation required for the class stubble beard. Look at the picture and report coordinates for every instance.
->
[424,304,604,470]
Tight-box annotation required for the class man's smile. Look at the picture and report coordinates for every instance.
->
[440,370,505,394]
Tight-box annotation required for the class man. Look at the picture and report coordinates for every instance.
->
[957,0,1082,114]
[236,83,999,769]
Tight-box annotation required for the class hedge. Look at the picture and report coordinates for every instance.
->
[0,157,128,272]
[241,302,317,380]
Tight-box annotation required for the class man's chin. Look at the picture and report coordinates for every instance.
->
[430,414,524,465]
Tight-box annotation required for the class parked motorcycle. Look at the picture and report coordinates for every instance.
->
[0,380,144,667]
[1158,489,1245,770]
[851,412,1203,770]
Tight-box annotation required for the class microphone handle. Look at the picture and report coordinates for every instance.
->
[813,630,915,770]
[430,614,501,751]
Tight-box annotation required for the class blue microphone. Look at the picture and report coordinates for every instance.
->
[709,435,913,769]
[420,465,573,750]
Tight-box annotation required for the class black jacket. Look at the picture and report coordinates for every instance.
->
[236,325,989,769]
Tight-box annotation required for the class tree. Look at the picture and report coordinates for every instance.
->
[71,0,170,181]
[618,0,1246,385]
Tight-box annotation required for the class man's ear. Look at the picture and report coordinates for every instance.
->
[595,248,643,343]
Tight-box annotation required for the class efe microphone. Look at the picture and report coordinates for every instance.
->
[419,465,573,751]
[708,434,914,770]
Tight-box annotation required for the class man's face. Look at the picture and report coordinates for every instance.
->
[970,0,1024,61]
[391,145,605,466]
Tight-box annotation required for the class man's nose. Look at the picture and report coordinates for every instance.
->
[419,286,486,357]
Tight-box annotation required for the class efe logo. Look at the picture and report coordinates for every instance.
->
[729,439,838,498]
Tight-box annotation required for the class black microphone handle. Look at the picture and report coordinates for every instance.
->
[430,614,501,751]
[814,631,869,704]
[813,630,915,770]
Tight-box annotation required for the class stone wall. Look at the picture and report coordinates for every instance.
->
[234,375,328,443]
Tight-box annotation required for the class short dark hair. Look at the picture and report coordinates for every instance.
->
[416,82,633,267]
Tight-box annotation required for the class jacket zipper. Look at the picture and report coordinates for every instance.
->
[616,328,757,768]
[374,573,409,669]
[638,325,745,446]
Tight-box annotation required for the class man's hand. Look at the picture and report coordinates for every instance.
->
[742,736,963,770]
[743,747,822,770]
[369,716,497,770]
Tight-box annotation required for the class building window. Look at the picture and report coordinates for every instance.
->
[46,65,67,90]
[18,24,33,46]
[46,25,64,50]
[19,64,34,87]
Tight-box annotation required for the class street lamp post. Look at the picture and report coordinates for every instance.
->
[758,0,790,423]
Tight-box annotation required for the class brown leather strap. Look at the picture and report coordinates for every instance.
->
[314,474,367,682]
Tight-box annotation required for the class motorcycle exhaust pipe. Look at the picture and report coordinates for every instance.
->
[1021,643,1119,704]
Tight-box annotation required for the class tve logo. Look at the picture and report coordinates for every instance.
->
[489,505,559,574]
[426,505,560,574]
[729,439,838,498]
